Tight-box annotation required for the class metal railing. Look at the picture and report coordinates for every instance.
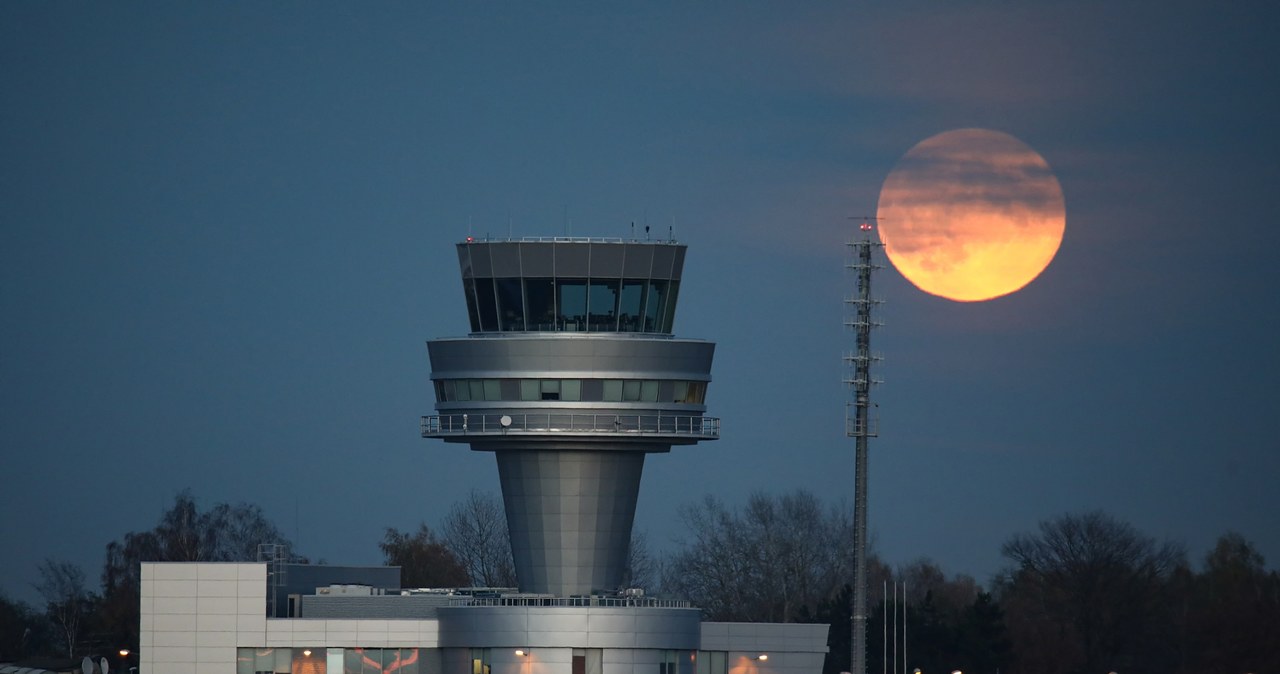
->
[448,596,692,608]
[421,413,719,439]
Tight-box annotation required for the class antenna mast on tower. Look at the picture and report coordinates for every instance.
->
[844,217,883,674]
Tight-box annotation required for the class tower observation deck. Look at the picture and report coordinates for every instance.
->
[422,237,718,597]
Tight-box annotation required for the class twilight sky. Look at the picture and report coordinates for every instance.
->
[3,1,1278,605]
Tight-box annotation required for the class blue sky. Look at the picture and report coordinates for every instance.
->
[3,1,1278,604]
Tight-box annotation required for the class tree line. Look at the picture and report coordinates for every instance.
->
[3,489,1277,674]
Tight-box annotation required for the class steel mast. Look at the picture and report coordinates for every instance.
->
[845,219,883,674]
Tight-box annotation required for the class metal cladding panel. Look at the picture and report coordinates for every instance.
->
[522,243,556,276]
[588,243,626,277]
[435,606,701,650]
[497,450,644,596]
[650,246,676,280]
[457,245,474,279]
[622,245,654,277]
[490,243,523,276]
[670,246,686,280]
[554,243,591,276]
[470,244,494,277]
[427,337,715,380]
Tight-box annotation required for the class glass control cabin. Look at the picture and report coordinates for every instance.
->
[457,238,685,334]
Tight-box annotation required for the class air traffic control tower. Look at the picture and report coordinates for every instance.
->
[421,237,719,597]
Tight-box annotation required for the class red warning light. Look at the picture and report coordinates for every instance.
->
[860,221,873,231]
[466,236,474,243]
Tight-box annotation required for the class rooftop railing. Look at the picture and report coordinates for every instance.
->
[462,236,679,245]
[421,412,719,439]
[447,596,692,608]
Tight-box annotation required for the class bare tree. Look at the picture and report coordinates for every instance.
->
[33,559,90,658]
[382,524,470,588]
[98,490,294,659]
[623,530,658,591]
[663,490,852,622]
[440,490,516,587]
[998,510,1184,674]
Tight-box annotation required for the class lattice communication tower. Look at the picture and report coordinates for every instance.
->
[844,218,883,674]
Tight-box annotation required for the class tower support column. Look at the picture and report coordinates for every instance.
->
[495,448,647,596]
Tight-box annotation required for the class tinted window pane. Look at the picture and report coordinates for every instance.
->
[641,380,659,402]
[520,380,539,401]
[660,280,679,332]
[474,278,498,332]
[525,278,556,331]
[462,278,481,332]
[581,379,603,401]
[623,380,642,401]
[618,280,646,333]
[469,380,485,400]
[603,380,623,402]
[562,379,581,401]
[483,379,501,401]
[456,381,472,401]
[673,381,688,403]
[643,280,668,332]
[500,379,521,401]
[541,378,560,400]
[587,279,620,331]
[557,279,587,330]
[495,278,525,331]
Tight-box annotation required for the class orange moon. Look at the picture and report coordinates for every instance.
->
[875,128,1066,302]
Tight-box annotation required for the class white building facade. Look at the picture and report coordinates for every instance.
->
[139,562,828,674]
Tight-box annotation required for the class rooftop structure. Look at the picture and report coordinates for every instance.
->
[423,237,719,597]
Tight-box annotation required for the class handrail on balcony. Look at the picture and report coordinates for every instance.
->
[421,412,720,439]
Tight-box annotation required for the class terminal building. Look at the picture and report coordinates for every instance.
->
[139,238,830,674]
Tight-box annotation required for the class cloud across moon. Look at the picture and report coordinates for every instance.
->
[876,129,1066,302]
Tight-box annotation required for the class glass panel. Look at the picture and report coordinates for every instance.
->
[274,648,291,674]
[587,279,620,332]
[673,381,688,403]
[618,280,646,333]
[603,380,622,402]
[500,379,520,401]
[641,380,659,402]
[483,379,501,401]
[580,379,603,401]
[643,280,669,332]
[660,280,679,332]
[474,278,498,332]
[658,381,674,403]
[236,648,254,674]
[623,380,642,401]
[520,380,539,401]
[462,278,481,333]
[524,278,556,331]
[495,278,526,331]
[711,651,726,674]
[562,379,581,401]
[292,647,326,673]
[469,380,485,401]
[541,379,561,401]
[454,380,470,402]
[557,279,588,331]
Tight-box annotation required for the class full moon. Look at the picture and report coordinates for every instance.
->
[876,128,1066,302]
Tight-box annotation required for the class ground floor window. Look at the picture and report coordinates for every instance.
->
[237,647,428,674]
[695,651,726,674]
[236,647,326,674]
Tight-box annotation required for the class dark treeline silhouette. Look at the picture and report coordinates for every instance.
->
[663,495,1280,674]
[4,489,1278,674]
